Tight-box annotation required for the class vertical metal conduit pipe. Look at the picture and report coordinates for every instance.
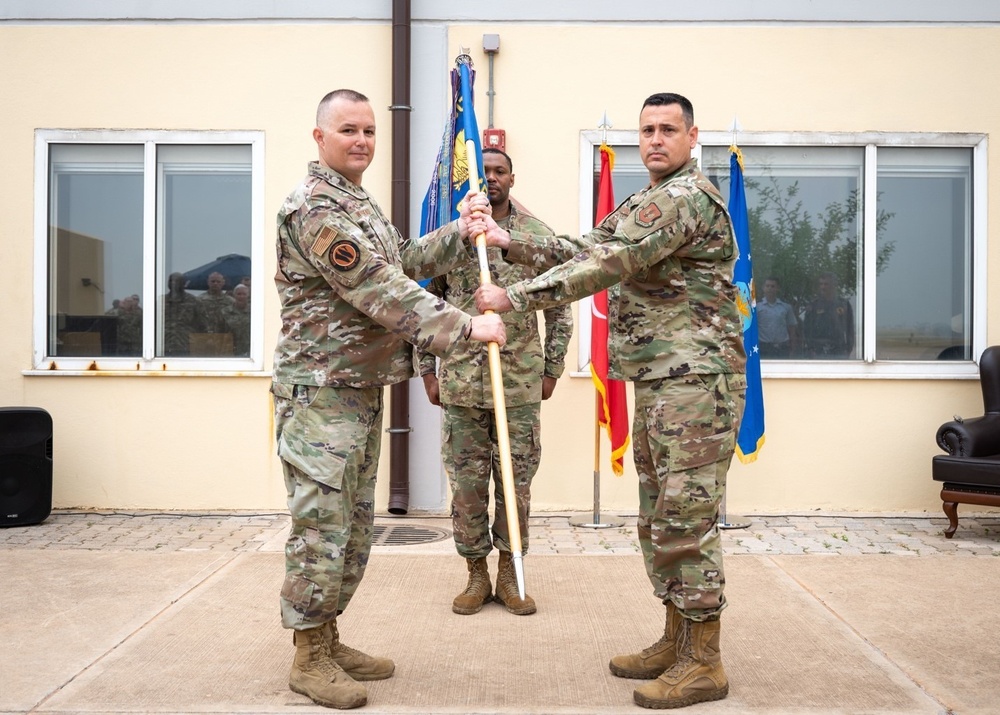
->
[387,0,412,515]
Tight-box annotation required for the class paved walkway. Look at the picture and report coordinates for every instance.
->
[4,509,1000,714]
[2,509,998,556]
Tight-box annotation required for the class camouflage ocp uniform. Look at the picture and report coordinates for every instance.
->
[163,291,206,356]
[416,204,573,558]
[502,159,747,621]
[222,304,250,356]
[199,291,235,334]
[115,308,142,356]
[272,161,476,630]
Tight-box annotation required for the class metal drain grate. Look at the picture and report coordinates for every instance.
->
[372,524,450,546]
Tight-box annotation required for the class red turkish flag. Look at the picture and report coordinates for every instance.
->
[590,145,630,475]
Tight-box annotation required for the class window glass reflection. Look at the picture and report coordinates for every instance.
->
[703,146,864,360]
[875,148,972,360]
[155,144,252,358]
[47,144,143,358]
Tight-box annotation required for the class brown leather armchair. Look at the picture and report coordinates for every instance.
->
[932,345,1000,537]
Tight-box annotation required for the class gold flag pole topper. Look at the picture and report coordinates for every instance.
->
[460,52,525,597]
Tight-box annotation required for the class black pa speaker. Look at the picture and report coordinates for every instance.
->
[0,407,53,527]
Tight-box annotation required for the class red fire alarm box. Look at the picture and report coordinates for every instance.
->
[483,128,506,152]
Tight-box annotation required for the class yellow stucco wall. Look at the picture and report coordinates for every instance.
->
[1,21,995,514]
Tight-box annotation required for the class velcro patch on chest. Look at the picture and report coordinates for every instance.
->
[634,201,663,228]
[329,240,361,270]
[312,225,339,256]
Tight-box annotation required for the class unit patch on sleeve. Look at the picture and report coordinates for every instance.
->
[311,225,339,256]
[329,240,361,271]
[634,201,663,228]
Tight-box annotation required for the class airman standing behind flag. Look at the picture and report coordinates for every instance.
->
[471,92,747,710]
[417,148,573,617]
[271,88,505,710]
[198,271,235,333]
[222,284,251,356]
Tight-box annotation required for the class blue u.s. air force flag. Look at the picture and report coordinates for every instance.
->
[730,146,765,463]
[420,57,486,235]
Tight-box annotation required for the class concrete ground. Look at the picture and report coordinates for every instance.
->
[2,509,999,714]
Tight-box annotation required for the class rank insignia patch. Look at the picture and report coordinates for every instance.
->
[329,240,361,270]
[635,202,663,228]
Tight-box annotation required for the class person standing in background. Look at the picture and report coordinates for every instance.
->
[418,148,573,617]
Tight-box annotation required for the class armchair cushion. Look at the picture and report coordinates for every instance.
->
[932,454,1000,488]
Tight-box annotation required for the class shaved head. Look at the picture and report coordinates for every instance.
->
[317,89,370,127]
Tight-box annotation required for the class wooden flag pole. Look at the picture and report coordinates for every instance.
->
[466,139,526,599]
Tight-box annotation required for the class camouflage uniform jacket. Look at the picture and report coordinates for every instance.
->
[416,204,574,408]
[504,159,746,381]
[199,292,235,333]
[163,291,206,355]
[115,308,142,355]
[273,162,475,388]
[222,304,250,357]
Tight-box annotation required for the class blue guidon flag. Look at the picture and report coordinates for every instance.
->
[730,146,765,463]
[420,55,486,237]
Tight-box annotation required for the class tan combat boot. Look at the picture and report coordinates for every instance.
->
[325,620,395,680]
[494,550,536,615]
[288,626,367,709]
[633,617,729,709]
[609,601,682,678]
[452,556,493,614]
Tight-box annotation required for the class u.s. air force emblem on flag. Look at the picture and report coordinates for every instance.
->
[735,280,754,332]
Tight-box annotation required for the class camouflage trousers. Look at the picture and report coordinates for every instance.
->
[442,402,540,559]
[271,382,382,630]
[632,373,745,622]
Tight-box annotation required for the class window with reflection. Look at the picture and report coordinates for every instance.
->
[703,146,866,361]
[592,138,978,368]
[155,145,252,358]
[874,148,972,361]
[48,144,144,358]
[41,132,260,368]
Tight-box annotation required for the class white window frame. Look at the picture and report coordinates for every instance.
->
[31,129,266,374]
[577,129,987,379]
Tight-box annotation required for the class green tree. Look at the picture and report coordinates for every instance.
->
[746,176,894,314]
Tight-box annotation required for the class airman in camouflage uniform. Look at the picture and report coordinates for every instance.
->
[198,272,236,334]
[271,89,505,710]
[417,149,573,617]
[163,272,206,356]
[472,93,747,710]
[115,295,142,356]
[222,284,251,356]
